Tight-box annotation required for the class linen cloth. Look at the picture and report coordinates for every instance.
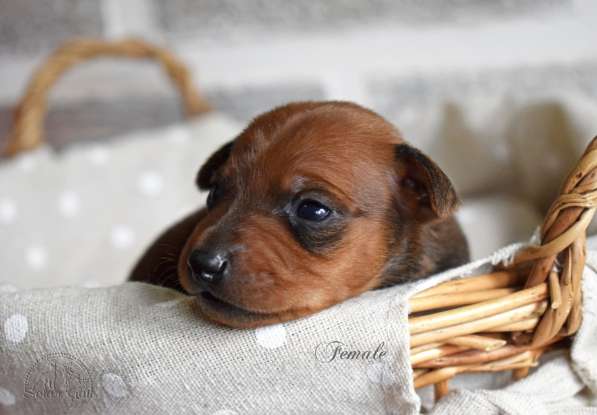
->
[1,242,596,414]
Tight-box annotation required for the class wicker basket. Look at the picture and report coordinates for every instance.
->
[3,38,596,406]
[410,138,597,401]
[1,38,210,157]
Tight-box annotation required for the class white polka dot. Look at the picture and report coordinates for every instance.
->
[4,313,28,344]
[17,154,36,172]
[58,191,80,218]
[25,246,47,270]
[0,387,16,406]
[456,208,475,225]
[0,284,18,293]
[111,225,135,249]
[138,171,164,197]
[255,324,287,349]
[366,362,395,385]
[101,373,128,398]
[88,146,110,165]
[0,199,17,224]
[81,279,102,288]
[166,128,191,144]
[212,410,238,415]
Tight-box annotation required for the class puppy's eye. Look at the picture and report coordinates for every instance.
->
[296,200,331,222]
[206,185,223,210]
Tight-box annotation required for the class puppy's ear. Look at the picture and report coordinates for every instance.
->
[196,141,234,190]
[394,144,459,222]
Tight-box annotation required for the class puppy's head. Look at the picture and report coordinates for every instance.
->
[179,101,459,328]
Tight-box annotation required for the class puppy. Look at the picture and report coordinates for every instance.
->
[130,101,469,328]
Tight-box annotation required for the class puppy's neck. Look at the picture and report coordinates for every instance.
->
[379,216,469,287]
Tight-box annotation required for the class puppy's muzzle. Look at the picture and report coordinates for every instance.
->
[187,248,230,286]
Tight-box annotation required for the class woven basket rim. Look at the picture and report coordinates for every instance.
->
[409,137,597,401]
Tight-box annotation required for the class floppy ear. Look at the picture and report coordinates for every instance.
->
[394,144,459,222]
[196,141,234,190]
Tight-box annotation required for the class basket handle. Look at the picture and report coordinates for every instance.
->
[511,136,597,345]
[2,38,211,157]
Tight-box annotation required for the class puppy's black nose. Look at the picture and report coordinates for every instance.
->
[187,249,229,284]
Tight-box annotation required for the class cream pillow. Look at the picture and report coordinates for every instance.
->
[0,114,240,289]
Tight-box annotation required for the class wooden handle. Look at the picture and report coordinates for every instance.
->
[2,38,211,157]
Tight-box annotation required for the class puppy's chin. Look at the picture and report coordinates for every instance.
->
[194,291,314,328]
[178,260,333,328]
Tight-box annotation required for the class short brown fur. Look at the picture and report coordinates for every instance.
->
[130,101,469,328]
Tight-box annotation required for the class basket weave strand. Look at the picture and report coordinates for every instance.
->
[2,38,211,157]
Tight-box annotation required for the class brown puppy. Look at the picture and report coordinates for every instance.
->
[130,101,469,328]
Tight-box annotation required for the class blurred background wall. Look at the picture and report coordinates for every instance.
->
[1,0,597,150]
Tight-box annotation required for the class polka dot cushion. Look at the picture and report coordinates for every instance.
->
[0,274,414,414]
[2,244,597,414]
[0,113,240,289]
